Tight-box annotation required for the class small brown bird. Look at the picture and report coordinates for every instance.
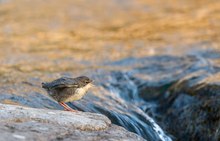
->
[42,76,93,112]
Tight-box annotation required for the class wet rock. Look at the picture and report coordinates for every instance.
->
[160,73,220,141]
[137,82,173,101]
[171,93,197,109]
[165,98,220,141]
[123,54,220,141]
[0,103,145,141]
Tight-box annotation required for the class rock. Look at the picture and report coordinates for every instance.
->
[0,104,145,141]
[171,93,197,109]
[164,98,220,141]
[125,53,220,141]
[159,72,220,141]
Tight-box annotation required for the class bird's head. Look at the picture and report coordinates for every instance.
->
[77,76,94,87]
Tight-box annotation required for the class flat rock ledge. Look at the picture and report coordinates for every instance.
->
[0,104,145,141]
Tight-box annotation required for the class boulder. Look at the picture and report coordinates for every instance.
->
[0,104,145,141]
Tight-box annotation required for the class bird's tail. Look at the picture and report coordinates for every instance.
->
[41,82,48,89]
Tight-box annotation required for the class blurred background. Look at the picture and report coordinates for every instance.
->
[0,0,220,141]
[0,0,219,73]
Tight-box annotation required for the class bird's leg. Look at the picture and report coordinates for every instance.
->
[59,102,70,111]
[59,102,77,112]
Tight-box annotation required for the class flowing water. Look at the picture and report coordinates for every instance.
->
[66,55,198,140]
[70,71,172,141]
[66,53,219,140]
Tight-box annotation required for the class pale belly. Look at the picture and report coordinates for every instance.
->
[63,87,88,102]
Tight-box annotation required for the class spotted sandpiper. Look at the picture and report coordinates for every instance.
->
[42,76,93,112]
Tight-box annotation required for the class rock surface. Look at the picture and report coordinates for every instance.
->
[0,103,145,141]
[159,72,220,141]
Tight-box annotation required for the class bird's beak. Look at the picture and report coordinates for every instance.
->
[90,80,96,87]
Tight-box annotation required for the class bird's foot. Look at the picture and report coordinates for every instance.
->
[64,108,77,112]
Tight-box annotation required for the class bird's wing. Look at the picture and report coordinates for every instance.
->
[49,77,79,89]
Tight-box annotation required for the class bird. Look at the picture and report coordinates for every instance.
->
[42,76,93,112]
